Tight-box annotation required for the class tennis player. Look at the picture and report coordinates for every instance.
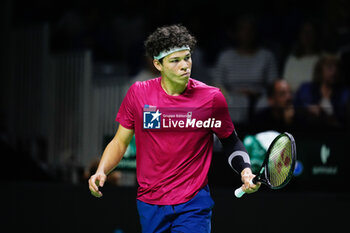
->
[88,24,260,233]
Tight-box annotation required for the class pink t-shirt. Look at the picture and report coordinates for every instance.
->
[116,77,234,205]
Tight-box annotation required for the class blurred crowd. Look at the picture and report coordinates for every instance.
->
[31,0,348,133]
[5,0,350,183]
[210,15,350,134]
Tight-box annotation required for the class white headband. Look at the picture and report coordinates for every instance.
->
[154,45,190,60]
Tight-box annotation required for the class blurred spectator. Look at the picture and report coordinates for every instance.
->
[213,15,278,123]
[129,57,159,83]
[122,56,159,97]
[253,80,298,133]
[283,20,321,92]
[294,54,350,130]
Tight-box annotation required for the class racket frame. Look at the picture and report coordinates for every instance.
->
[253,132,297,189]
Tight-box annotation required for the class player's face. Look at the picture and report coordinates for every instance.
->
[154,50,192,86]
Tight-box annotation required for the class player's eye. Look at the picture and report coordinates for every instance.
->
[170,59,179,63]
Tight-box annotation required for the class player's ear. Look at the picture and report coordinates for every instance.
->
[153,59,163,72]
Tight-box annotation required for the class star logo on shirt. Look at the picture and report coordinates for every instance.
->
[151,110,161,122]
[143,107,162,129]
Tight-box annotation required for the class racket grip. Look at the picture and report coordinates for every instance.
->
[234,187,245,198]
[234,179,254,198]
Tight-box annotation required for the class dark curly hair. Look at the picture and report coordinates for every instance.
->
[144,24,197,60]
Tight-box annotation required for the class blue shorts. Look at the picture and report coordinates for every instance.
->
[137,185,214,233]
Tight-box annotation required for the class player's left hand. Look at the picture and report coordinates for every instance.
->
[240,168,261,194]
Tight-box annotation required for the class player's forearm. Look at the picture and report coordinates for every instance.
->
[219,130,251,174]
[96,138,128,175]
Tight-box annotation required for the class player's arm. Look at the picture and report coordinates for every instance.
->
[88,124,134,197]
[219,130,261,194]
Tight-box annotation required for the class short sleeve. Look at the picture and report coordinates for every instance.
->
[211,90,234,138]
[115,84,136,129]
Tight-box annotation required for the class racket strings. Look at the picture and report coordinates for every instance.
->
[267,136,293,187]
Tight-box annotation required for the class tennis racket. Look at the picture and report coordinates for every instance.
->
[235,132,296,198]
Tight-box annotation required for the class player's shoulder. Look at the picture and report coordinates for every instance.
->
[189,78,222,97]
[129,77,160,91]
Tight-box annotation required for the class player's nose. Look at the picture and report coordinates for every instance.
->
[180,60,189,71]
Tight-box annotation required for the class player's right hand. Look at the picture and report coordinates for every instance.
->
[88,172,106,198]
[241,168,261,194]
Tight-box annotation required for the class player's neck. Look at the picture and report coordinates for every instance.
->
[160,75,188,96]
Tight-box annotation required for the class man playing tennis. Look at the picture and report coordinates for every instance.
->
[88,24,260,233]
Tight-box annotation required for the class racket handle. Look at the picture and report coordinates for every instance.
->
[234,179,254,198]
[234,187,245,198]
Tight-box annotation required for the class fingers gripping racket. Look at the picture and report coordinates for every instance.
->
[235,132,296,198]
